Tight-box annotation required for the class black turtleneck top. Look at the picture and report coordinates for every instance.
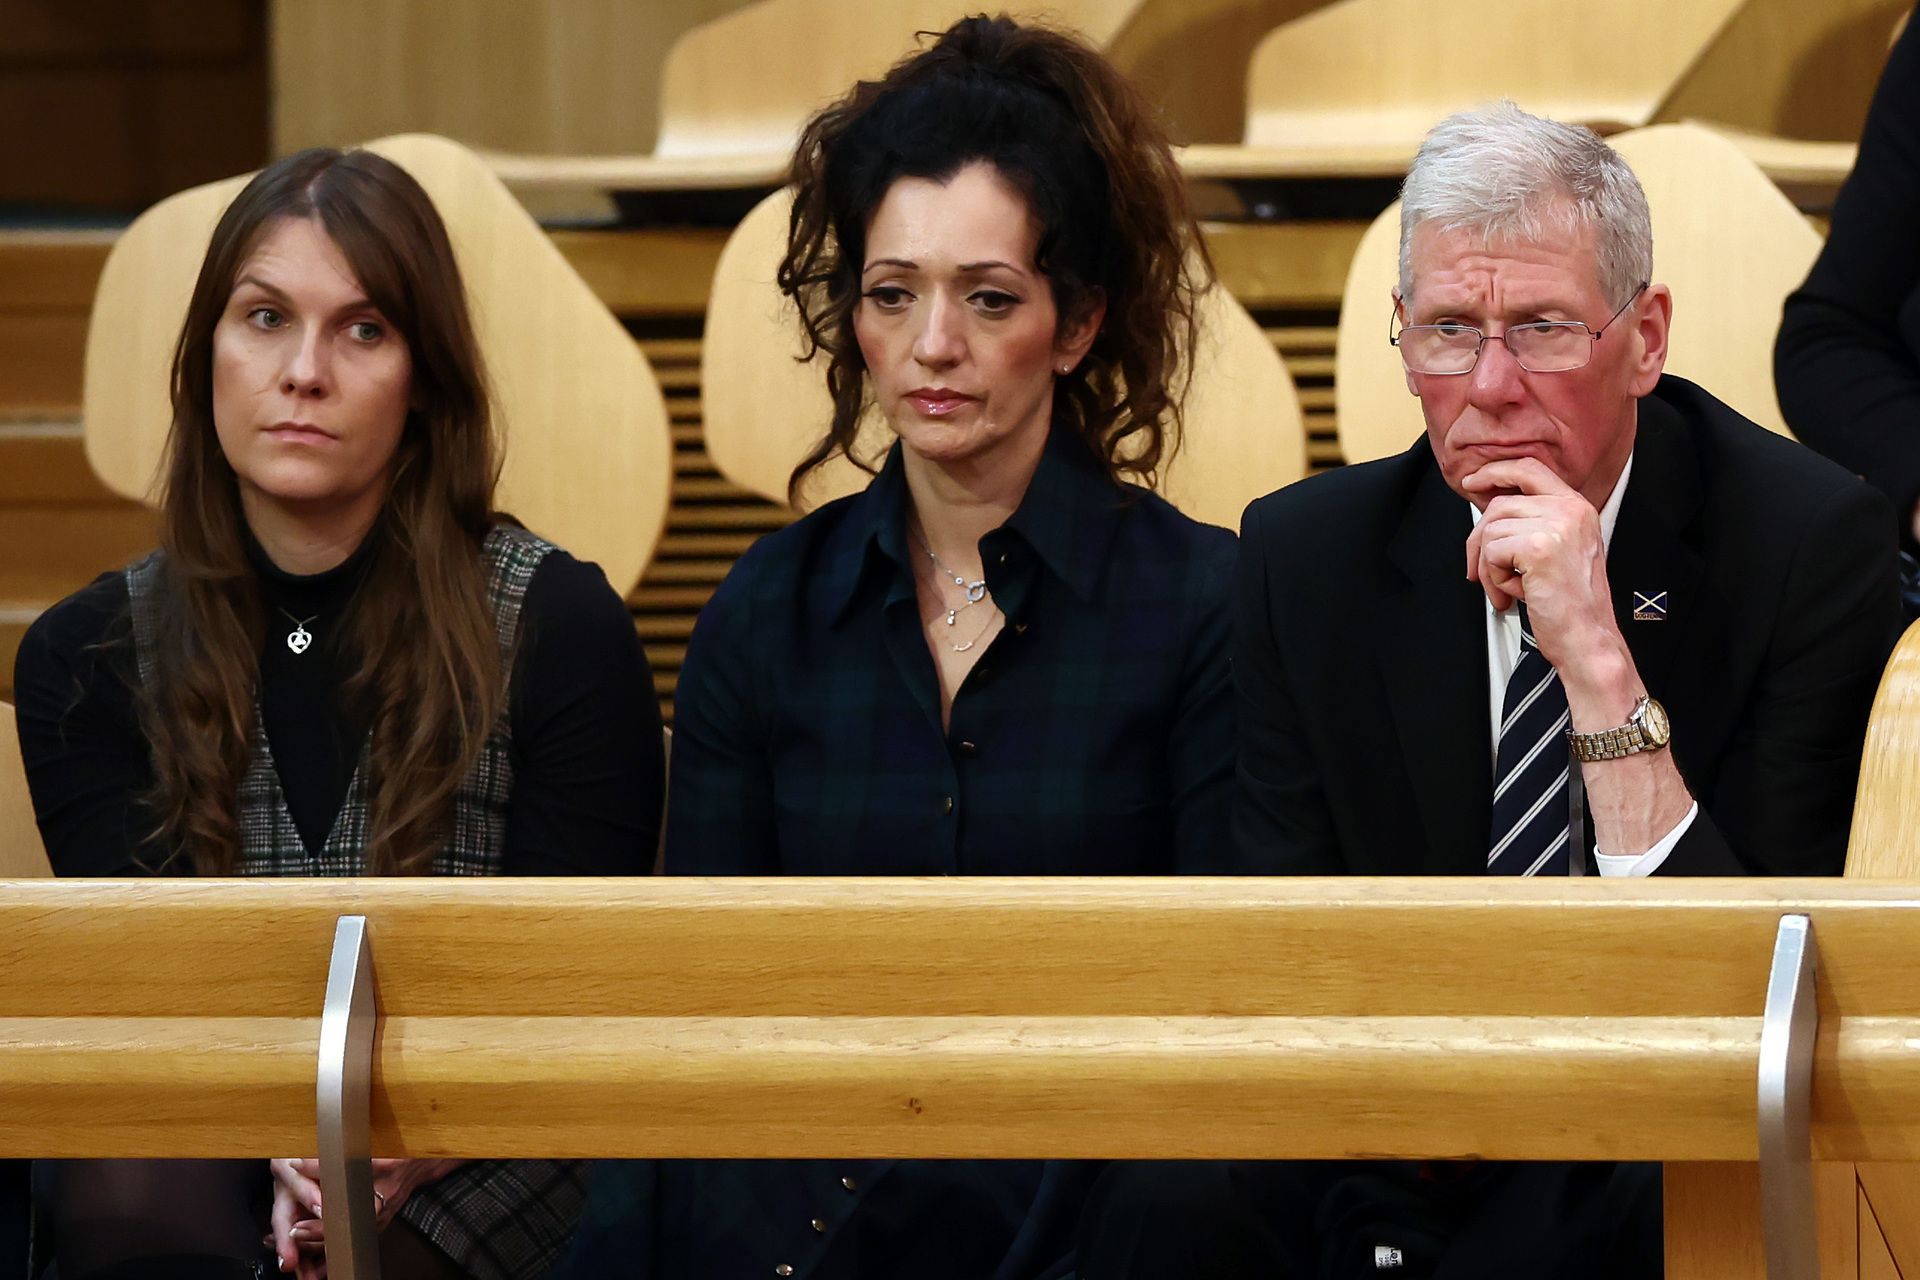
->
[12,536,663,876]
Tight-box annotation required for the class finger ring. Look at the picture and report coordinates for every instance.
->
[374,1190,387,1213]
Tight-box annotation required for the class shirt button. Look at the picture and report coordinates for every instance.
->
[775,1267,794,1277]
[941,795,954,815]
[842,1176,858,1192]
[958,740,977,756]
[811,1218,826,1233]
[1013,621,1028,634]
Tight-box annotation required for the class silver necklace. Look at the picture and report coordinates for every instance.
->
[908,527,988,627]
[278,607,318,655]
[949,602,1000,654]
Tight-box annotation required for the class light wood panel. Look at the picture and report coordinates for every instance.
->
[1,878,1918,1161]
[1665,1164,1767,1280]
[1666,1161,1862,1279]
[1243,0,1746,154]
[1823,1162,1865,1279]
[1656,0,1906,143]
[1861,1185,1902,1280]
[485,0,1358,197]
[0,703,50,877]
[1859,1163,1920,1272]
[701,188,1305,528]
[269,0,744,159]
[1608,124,1824,433]
[1331,205,1414,466]
[488,0,1145,194]
[1839,599,1920,1276]
[1848,620,1920,879]
[4,877,1920,1020]
[1219,0,1892,178]
[1335,123,1820,466]
[79,134,673,596]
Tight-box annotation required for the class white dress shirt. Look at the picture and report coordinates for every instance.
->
[1471,452,1697,876]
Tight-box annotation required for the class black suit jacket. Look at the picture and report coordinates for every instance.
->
[1233,375,1901,877]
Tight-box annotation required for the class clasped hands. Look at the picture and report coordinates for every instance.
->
[269,1155,463,1277]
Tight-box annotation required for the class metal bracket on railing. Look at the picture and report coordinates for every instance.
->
[1758,913,1819,1280]
[317,914,381,1280]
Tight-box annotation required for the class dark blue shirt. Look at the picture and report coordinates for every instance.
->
[665,429,1237,876]
[555,431,1237,1280]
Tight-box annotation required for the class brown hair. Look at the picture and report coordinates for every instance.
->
[144,147,503,876]
[778,13,1206,502]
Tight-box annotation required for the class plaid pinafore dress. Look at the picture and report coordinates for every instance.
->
[126,525,586,1280]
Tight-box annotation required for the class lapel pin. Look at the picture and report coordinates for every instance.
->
[1632,590,1668,622]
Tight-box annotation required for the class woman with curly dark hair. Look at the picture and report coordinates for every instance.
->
[554,14,1236,1279]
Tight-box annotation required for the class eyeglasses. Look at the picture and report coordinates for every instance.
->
[1390,282,1648,375]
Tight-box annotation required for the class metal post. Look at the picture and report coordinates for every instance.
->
[1757,913,1819,1279]
[317,915,381,1280]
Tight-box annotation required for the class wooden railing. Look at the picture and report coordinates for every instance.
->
[0,876,1912,1276]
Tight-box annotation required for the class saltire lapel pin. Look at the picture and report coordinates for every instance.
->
[1632,590,1668,622]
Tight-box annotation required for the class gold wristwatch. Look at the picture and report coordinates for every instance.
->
[1566,695,1671,762]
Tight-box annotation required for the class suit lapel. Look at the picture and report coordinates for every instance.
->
[1375,450,1493,874]
[1607,395,1721,718]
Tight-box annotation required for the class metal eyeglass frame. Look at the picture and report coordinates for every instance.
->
[1389,281,1650,375]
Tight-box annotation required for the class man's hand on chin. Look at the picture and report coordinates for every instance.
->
[1462,456,1639,726]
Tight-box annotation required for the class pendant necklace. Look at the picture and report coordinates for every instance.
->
[949,603,1000,654]
[278,607,319,655]
[908,527,988,627]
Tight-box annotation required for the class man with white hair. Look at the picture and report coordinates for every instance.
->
[1079,103,1900,1277]
[1235,101,1896,883]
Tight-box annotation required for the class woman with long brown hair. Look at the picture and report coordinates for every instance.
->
[554,15,1236,1279]
[12,148,663,1279]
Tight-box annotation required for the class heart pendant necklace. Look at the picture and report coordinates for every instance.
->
[278,608,319,655]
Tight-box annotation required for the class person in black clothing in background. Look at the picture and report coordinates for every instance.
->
[553,15,1235,1280]
[12,148,662,1280]
[1777,13,1920,611]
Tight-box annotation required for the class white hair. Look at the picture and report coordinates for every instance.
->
[1397,101,1652,307]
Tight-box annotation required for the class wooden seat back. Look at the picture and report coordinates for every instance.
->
[487,0,1349,195]
[653,1,1136,164]
[1334,123,1819,465]
[702,188,1305,527]
[0,702,50,878]
[1828,621,1920,1274]
[80,134,672,597]
[1848,620,1920,881]
[1238,0,1895,161]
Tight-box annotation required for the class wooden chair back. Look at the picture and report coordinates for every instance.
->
[488,0,1333,195]
[1831,620,1920,1275]
[652,0,1141,163]
[1847,622,1920,882]
[1238,0,1896,158]
[0,702,50,878]
[80,134,672,597]
[1334,122,1819,466]
[701,188,1305,528]
[1242,0,1745,155]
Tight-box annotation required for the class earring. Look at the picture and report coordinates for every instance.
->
[1057,363,1072,375]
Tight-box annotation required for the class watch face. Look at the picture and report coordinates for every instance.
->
[1641,698,1671,746]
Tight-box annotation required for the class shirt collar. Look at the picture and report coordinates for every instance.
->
[823,428,1129,623]
[1465,450,1633,549]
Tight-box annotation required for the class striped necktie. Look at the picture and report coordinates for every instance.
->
[1488,605,1572,876]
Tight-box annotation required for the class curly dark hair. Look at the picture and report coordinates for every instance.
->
[777,13,1207,502]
